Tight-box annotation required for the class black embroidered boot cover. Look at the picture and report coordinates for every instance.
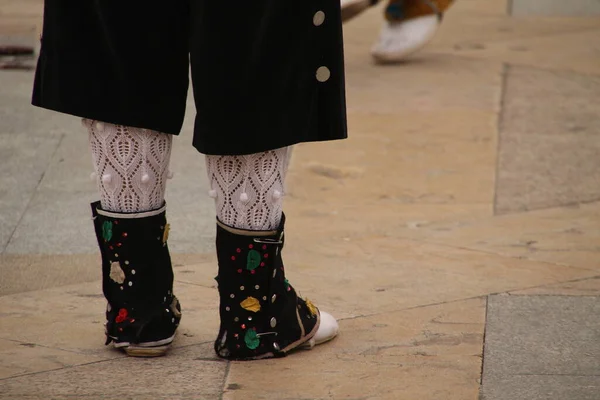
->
[91,201,182,357]
[214,214,320,360]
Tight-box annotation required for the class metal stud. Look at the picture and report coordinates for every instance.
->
[226,306,231,311]
[270,317,277,328]
[271,294,277,303]
[273,342,280,351]
[230,294,235,298]
[263,296,267,301]
[131,269,136,275]
[248,316,253,321]
[255,285,260,290]
[316,66,331,82]
[273,269,277,278]
[128,281,133,287]
[313,11,325,26]
[234,317,239,322]
[240,286,245,291]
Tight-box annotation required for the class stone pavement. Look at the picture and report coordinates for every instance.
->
[1,0,599,399]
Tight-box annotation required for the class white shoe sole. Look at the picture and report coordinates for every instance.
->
[372,14,440,63]
[112,334,175,357]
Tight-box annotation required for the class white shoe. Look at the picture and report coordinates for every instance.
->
[303,311,339,348]
[371,14,440,63]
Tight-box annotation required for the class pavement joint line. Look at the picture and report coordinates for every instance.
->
[0,355,127,382]
[478,295,491,392]
[429,51,600,77]
[219,361,232,400]
[450,23,600,46]
[500,373,600,377]
[1,132,65,255]
[397,235,600,273]
[337,294,488,322]
[493,63,509,216]
[0,336,103,358]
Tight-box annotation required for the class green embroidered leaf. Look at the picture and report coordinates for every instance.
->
[246,250,261,271]
[244,329,260,350]
[102,221,113,242]
[284,279,290,290]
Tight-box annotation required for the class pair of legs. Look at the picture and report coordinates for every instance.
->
[85,121,338,359]
[341,0,455,62]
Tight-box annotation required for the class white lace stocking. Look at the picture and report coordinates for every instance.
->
[86,120,173,213]
[206,147,292,231]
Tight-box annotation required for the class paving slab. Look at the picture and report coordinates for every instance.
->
[224,298,485,400]
[480,294,600,400]
[0,132,61,253]
[495,66,600,214]
[0,342,227,400]
[511,0,600,16]
[0,280,220,356]
[405,201,600,271]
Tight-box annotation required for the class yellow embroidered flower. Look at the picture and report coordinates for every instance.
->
[305,299,318,316]
[240,296,261,313]
[162,224,170,244]
[109,262,125,284]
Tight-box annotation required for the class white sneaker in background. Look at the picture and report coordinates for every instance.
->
[371,14,440,63]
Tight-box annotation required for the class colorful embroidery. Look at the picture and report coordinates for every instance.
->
[115,308,129,323]
[305,299,318,316]
[247,250,261,270]
[102,221,113,241]
[162,223,170,244]
[240,297,261,313]
[244,329,260,350]
[109,261,126,284]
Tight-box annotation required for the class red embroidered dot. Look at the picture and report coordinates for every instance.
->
[234,333,239,338]
[117,243,122,247]
[231,256,236,261]
[109,246,114,250]
[122,232,128,237]
[118,327,123,332]
[260,262,265,267]
[237,269,242,273]
[236,248,241,253]
[241,324,246,329]
[236,344,241,349]
[264,254,269,258]
[249,244,253,249]
[114,221,119,225]
[262,245,267,250]
[251,270,256,274]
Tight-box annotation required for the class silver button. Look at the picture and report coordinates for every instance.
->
[316,66,330,82]
[270,317,277,328]
[313,11,325,26]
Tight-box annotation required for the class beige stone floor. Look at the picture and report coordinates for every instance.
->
[1,0,599,399]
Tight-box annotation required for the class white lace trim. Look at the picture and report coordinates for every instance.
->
[86,120,172,213]
[206,147,292,230]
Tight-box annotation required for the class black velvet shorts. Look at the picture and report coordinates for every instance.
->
[32,1,347,155]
